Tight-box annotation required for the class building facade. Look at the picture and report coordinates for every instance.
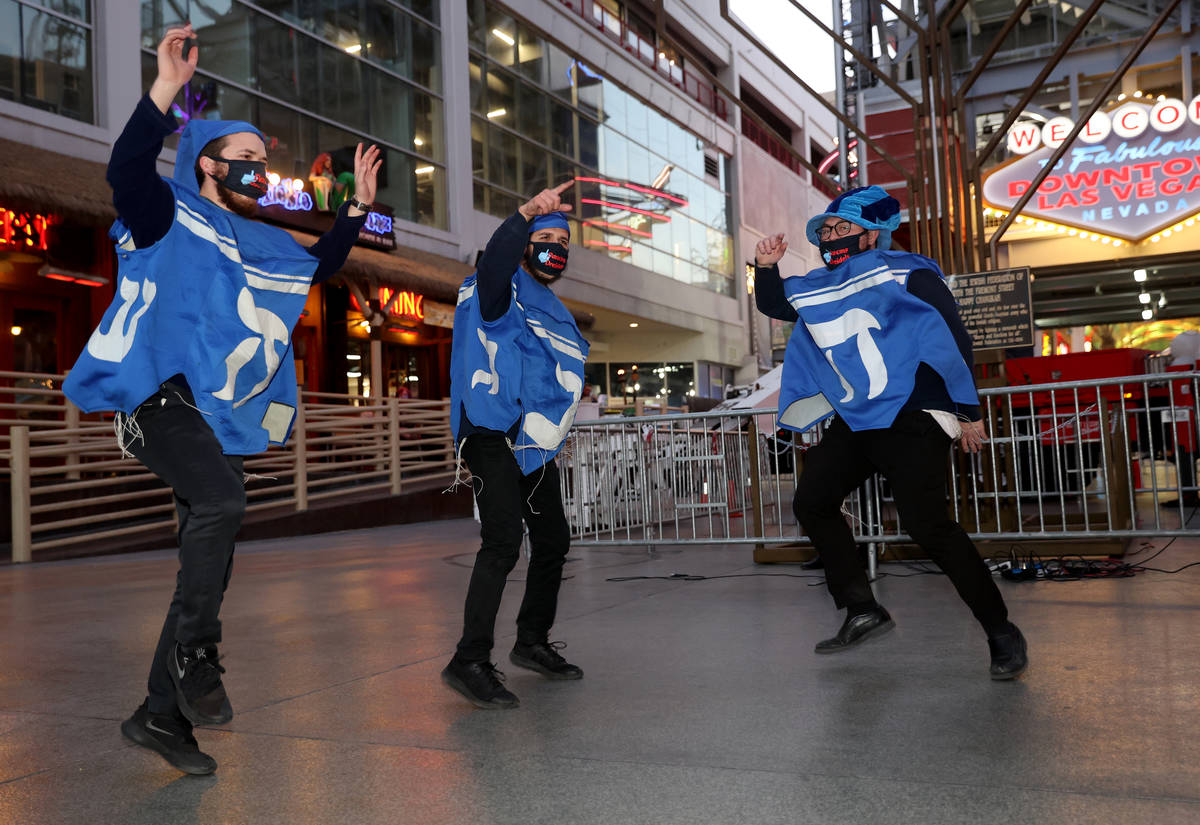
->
[1,0,834,403]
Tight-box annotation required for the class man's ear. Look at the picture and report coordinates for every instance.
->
[198,156,223,180]
[863,229,879,250]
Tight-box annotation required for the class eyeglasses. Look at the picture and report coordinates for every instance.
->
[816,220,855,241]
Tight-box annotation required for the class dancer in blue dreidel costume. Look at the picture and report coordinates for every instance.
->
[63,25,380,775]
[754,185,1028,680]
[442,181,590,709]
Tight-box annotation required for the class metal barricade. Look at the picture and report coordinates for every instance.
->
[559,373,1200,547]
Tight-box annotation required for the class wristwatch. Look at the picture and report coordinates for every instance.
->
[348,196,372,212]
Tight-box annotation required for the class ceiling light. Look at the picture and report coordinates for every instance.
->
[358,320,371,329]
[1133,269,1147,281]
[413,137,424,147]
[415,166,434,174]
[345,43,362,53]
[491,28,515,45]
[486,108,507,119]
[1133,90,1143,97]
[10,326,21,336]
[629,322,639,328]
[347,354,362,360]
[1158,294,1167,308]
[347,371,362,378]
[1139,292,1151,304]
[1141,309,1153,321]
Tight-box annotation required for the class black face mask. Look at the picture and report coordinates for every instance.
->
[528,242,569,282]
[819,231,867,269]
[205,156,269,199]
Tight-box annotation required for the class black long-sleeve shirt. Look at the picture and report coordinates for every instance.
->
[457,210,536,439]
[108,93,365,284]
[476,210,535,322]
[755,262,981,421]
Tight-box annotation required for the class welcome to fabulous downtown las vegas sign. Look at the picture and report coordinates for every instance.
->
[982,95,1200,242]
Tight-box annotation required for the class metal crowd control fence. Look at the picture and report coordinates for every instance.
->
[2,370,456,563]
[559,372,1200,548]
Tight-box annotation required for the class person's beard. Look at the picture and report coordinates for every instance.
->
[216,181,260,219]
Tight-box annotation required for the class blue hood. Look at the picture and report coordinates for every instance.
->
[173,117,266,195]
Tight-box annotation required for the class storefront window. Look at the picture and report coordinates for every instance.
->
[467,1,734,297]
[140,0,445,228]
[0,0,94,124]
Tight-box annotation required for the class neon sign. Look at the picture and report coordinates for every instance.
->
[1,208,50,251]
[258,178,313,212]
[350,288,424,321]
[364,212,393,235]
[984,100,1200,241]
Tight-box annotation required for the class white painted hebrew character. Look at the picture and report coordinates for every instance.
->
[470,328,500,395]
[213,287,290,408]
[522,363,583,449]
[86,277,157,363]
[805,308,887,401]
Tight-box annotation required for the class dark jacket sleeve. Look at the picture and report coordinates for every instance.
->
[107,94,180,249]
[753,264,799,322]
[477,211,533,322]
[906,268,981,420]
[309,203,368,285]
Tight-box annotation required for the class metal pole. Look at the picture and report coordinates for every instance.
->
[294,401,308,512]
[10,426,31,563]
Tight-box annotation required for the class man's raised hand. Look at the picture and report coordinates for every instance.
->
[518,180,575,221]
[350,143,383,213]
[150,24,198,114]
[755,234,787,267]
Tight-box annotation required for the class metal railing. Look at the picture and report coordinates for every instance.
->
[3,371,456,563]
[558,373,1200,547]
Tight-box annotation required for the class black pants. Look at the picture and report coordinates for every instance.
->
[456,433,571,662]
[793,411,1008,634]
[124,382,246,715]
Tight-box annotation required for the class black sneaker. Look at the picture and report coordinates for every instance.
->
[441,658,520,709]
[988,623,1028,680]
[510,641,584,680]
[169,643,233,725]
[120,701,217,775]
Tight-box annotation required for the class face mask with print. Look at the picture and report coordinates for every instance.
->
[206,157,269,198]
[528,242,569,282]
[819,232,867,269]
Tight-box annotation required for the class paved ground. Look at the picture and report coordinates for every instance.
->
[2,519,1199,825]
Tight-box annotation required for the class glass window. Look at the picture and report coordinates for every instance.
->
[583,363,607,397]
[519,138,548,195]
[486,66,514,120]
[471,117,485,179]
[515,79,547,144]
[516,24,545,85]
[577,115,599,169]
[549,100,574,156]
[487,124,518,192]
[485,7,516,67]
[544,42,574,102]
[6,2,95,123]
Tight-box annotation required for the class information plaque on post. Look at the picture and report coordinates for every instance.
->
[947,267,1034,351]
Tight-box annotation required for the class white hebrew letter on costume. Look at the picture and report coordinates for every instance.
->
[522,363,583,449]
[804,308,888,402]
[86,277,157,363]
[470,328,501,395]
[213,287,290,408]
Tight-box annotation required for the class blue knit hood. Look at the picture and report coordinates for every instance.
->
[173,118,266,195]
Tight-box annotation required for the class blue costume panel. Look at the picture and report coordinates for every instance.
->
[451,267,589,475]
[778,249,979,433]
[64,119,318,455]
